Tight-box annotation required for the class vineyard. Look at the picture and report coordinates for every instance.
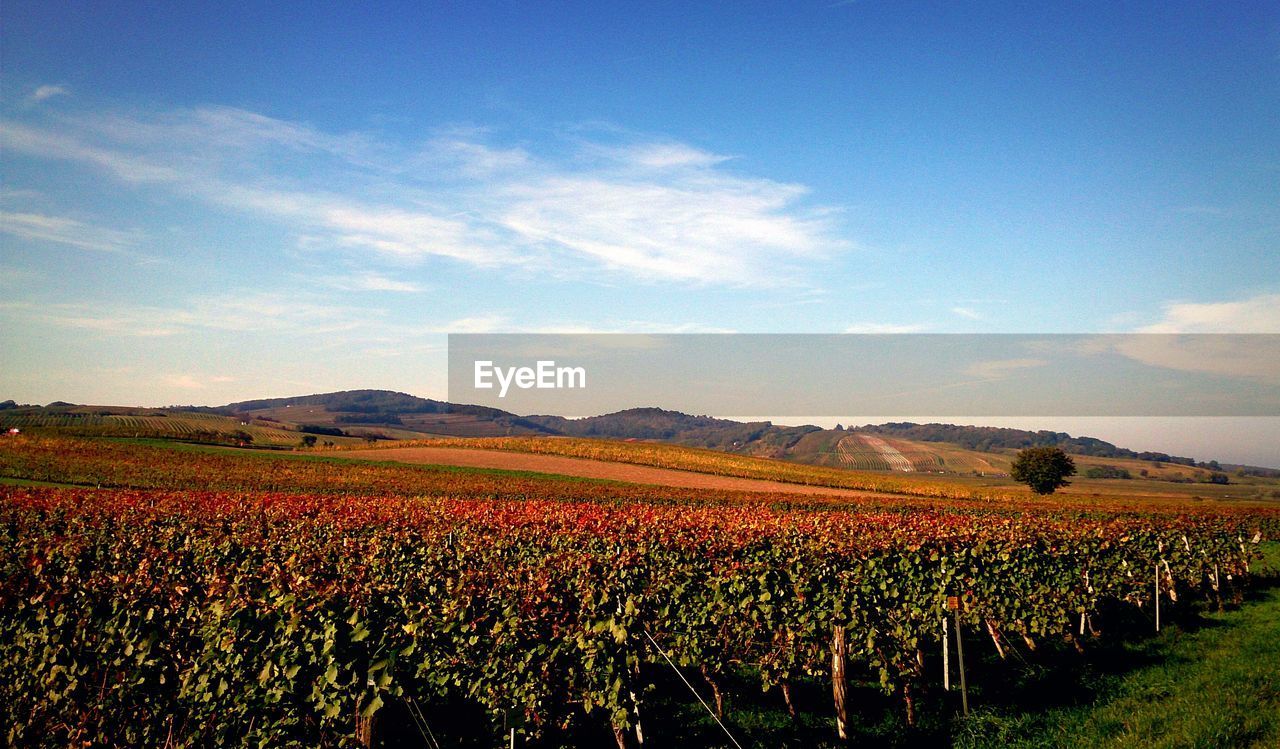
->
[0,411,341,447]
[832,435,1006,476]
[336,436,1272,505]
[1,434,1278,748]
[341,436,1030,502]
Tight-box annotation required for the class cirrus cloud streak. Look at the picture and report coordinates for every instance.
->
[0,105,847,287]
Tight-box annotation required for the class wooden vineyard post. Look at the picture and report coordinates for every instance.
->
[942,616,950,691]
[355,709,374,748]
[949,596,969,717]
[1154,563,1161,633]
[781,682,798,720]
[700,664,725,718]
[1212,562,1222,611]
[984,619,1006,659]
[832,625,849,742]
[612,725,636,749]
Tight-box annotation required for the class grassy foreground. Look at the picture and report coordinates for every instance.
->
[955,544,1280,749]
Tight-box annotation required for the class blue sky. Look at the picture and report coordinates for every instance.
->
[2,2,1278,460]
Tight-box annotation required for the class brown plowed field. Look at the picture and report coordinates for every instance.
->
[340,446,893,498]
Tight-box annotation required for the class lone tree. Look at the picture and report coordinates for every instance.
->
[1010,446,1077,495]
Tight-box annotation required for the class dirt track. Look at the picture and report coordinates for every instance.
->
[339,446,884,498]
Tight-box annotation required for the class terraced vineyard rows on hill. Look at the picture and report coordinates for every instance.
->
[0,412,109,428]
[842,434,915,471]
[787,432,1007,476]
[834,434,892,471]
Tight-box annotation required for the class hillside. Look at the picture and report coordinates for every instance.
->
[0,403,353,447]
[0,391,555,444]
[224,390,554,437]
[524,407,822,449]
[4,392,1277,482]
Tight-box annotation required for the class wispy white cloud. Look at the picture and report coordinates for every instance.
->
[86,105,376,166]
[1138,293,1280,333]
[0,121,186,183]
[0,104,846,286]
[175,293,378,334]
[0,210,139,253]
[1009,322,1280,386]
[315,203,511,265]
[1113,335,1280,384]
[163,374,208,390]
[438,314,509,334]
[951,306,983,320]
[28,85,69,104]
[499,169,836,285]
[1113,293,1280,384]
[0,118,515,266]
[615,142,732,169]
[314,272,424,293]
[410,136,531,177]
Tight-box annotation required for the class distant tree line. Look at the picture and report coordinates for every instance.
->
[162,405,233,415]
[299,424,346,437]
[1236,466,1280,479]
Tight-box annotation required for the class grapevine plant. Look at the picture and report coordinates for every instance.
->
[2,480,1271,747]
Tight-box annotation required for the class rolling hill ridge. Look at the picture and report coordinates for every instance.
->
[2,391,1277,480]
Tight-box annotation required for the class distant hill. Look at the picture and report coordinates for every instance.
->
[226,389,510,420]
[224,389,554,438]
[5,389,1277,477]
[221,392,1276,477]
[525,407,789,443]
